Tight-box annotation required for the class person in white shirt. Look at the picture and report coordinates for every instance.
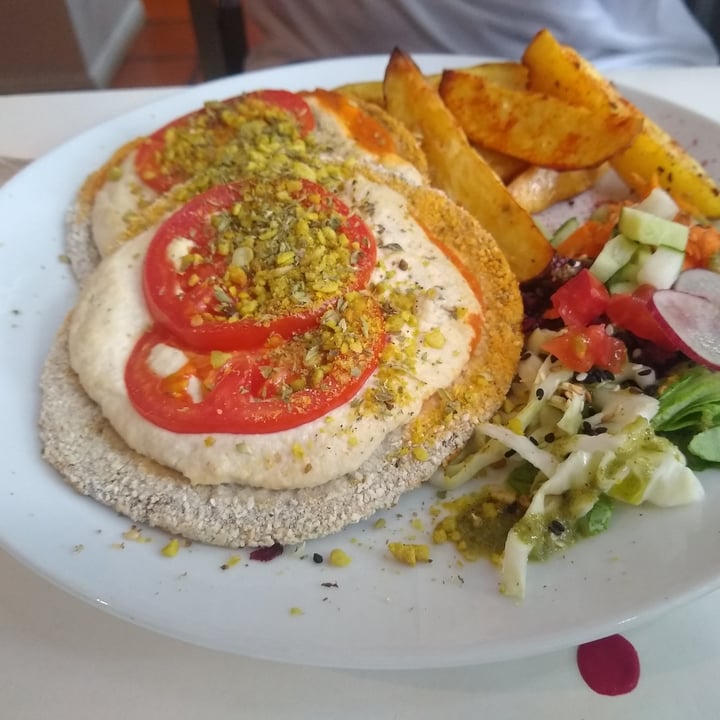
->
[242,0,718,71]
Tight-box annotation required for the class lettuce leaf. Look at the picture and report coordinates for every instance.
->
[652,364,720,465]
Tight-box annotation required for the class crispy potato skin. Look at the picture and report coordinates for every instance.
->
[341,35,720,220]
[523,28,720,218]
[439,70,642,171]
[335,61,528,107]
[383,48,553,282]
[335,63,531,182]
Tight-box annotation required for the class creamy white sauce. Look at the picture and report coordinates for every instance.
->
[303,96,424,187]
[70,177,480,490]
[91,153,157,258]
[186,375,203,404]
[166,236,196,271]
[90,97,422,257]
[147,343,188,377]
[343,176,479,387]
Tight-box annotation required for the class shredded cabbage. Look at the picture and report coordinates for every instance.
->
[500,419,703,598]
[437,346,705,600]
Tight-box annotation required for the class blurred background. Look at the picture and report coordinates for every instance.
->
[1,0,719,94]
[0,0,256,93]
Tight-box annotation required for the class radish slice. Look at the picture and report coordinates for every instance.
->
[649,289,720,370]
[673,268,720,304]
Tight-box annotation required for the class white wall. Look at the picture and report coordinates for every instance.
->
[65,0,145,87]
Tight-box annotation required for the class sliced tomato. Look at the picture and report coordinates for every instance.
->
[542,324,627,374]
[143,179,377,352]
[550,268,610,328]
[606,285,678,351]
[125,295,386,434]
[251,89,315,136]
[134,90,315,194]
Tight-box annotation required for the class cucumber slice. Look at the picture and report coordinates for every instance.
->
[550,217,580,248]
[589,233,639,283]
[607,280,638,295]
[634,187,680,220]
[637,245,685,289]
[589,205,612,222]
[618,206,689,251]
[607,261,639,294]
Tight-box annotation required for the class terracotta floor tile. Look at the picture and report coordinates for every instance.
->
[111,57,200,88]
[141,0,191,21]
[126,20,198,60]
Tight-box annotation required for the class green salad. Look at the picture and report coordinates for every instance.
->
[432,187,720,599]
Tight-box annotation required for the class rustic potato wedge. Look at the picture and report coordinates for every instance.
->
[383,48,553,281]
[507,164,609,214]
[333,79,385,106]
[473,144,528,184]
[335,61,528,107]
[457,61,528,90]
[610,119,720,217]
[522,28,636,115]
[439,70,642,170]
[523,28,720,217]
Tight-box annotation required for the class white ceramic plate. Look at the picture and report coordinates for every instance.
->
[1,56,719,671]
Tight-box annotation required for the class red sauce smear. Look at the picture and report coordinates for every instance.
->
[304,88,397,156]
[576,634,640,696]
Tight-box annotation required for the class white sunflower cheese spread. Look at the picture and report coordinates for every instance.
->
[91,152,157,258]
[68,175,482,491]
[47,79,523,551]
[89,94,422,258]
[303,94,424,186]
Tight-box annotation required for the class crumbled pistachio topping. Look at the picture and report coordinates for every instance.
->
[161,538,180,557]
[249,291,383,403]
[387,542,431,566]
[117,94,487,457]
[142,97,306,186]
[124,95,354,238]
[328,548,352,567]
[122,525,152,543]
[180,178,370,326]
[220,555,242,570]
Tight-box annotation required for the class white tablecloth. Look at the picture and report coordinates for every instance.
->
[2,65,720,719]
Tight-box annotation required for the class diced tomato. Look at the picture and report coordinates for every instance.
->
[125,295,387,434]
[541,324,627,374]
[590,326,628,374]
[550,269,610,328]
[143,179,377,352]
[606,285,678,351]
[134,90,315,194]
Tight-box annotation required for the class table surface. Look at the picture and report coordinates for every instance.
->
[2,65,720,719]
